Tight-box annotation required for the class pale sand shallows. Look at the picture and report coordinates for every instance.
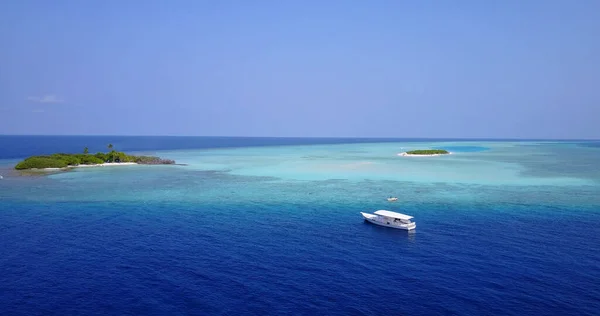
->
[41,162,138,170]
[397,152,452,157]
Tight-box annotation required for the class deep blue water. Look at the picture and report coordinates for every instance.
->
[1,135,597,159]
[0,136,462,159]
[1,136,599,315]
[1,200,599,315]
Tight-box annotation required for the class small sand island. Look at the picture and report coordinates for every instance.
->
[14,144,175,171]
[398,149,451,157]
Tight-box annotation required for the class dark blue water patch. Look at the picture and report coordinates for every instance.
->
[0,136,448,159]
[1,200,599,315]
[433,146,490,153]
[0,136,562,159]
[575,141,600,149]
[518,141,600,150]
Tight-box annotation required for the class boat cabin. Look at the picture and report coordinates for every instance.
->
[374,210,414,225]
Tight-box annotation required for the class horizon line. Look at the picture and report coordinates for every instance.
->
[0,134,599,141]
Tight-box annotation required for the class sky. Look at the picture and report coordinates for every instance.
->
[0,0,599,138]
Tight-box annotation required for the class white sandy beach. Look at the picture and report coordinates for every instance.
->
[41,162,138,170]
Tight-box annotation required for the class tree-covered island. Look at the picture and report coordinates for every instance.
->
[403,149,450,155]
[14,144,175,170]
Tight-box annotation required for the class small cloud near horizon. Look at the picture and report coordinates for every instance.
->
[26,94,64,104]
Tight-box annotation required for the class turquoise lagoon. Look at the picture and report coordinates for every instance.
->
[5,140,597,205]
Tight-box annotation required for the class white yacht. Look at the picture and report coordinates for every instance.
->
[361,210,416,230]
[387,197,398,202]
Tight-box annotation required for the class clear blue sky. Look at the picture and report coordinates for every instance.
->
[1,0,599,138]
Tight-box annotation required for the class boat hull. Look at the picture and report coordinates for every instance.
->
[361,212,416,231]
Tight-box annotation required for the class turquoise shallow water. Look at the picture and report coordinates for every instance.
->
[0,137,599,315]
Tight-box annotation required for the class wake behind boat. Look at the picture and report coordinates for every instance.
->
[361,210,416,230]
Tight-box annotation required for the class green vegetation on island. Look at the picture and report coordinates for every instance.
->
[14,144,175,170]
[404,149,449,155]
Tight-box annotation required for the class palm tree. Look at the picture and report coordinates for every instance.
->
[107,144,114,162]
[83,147,89,154]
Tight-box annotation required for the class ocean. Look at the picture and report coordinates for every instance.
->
[0,136,599,315]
